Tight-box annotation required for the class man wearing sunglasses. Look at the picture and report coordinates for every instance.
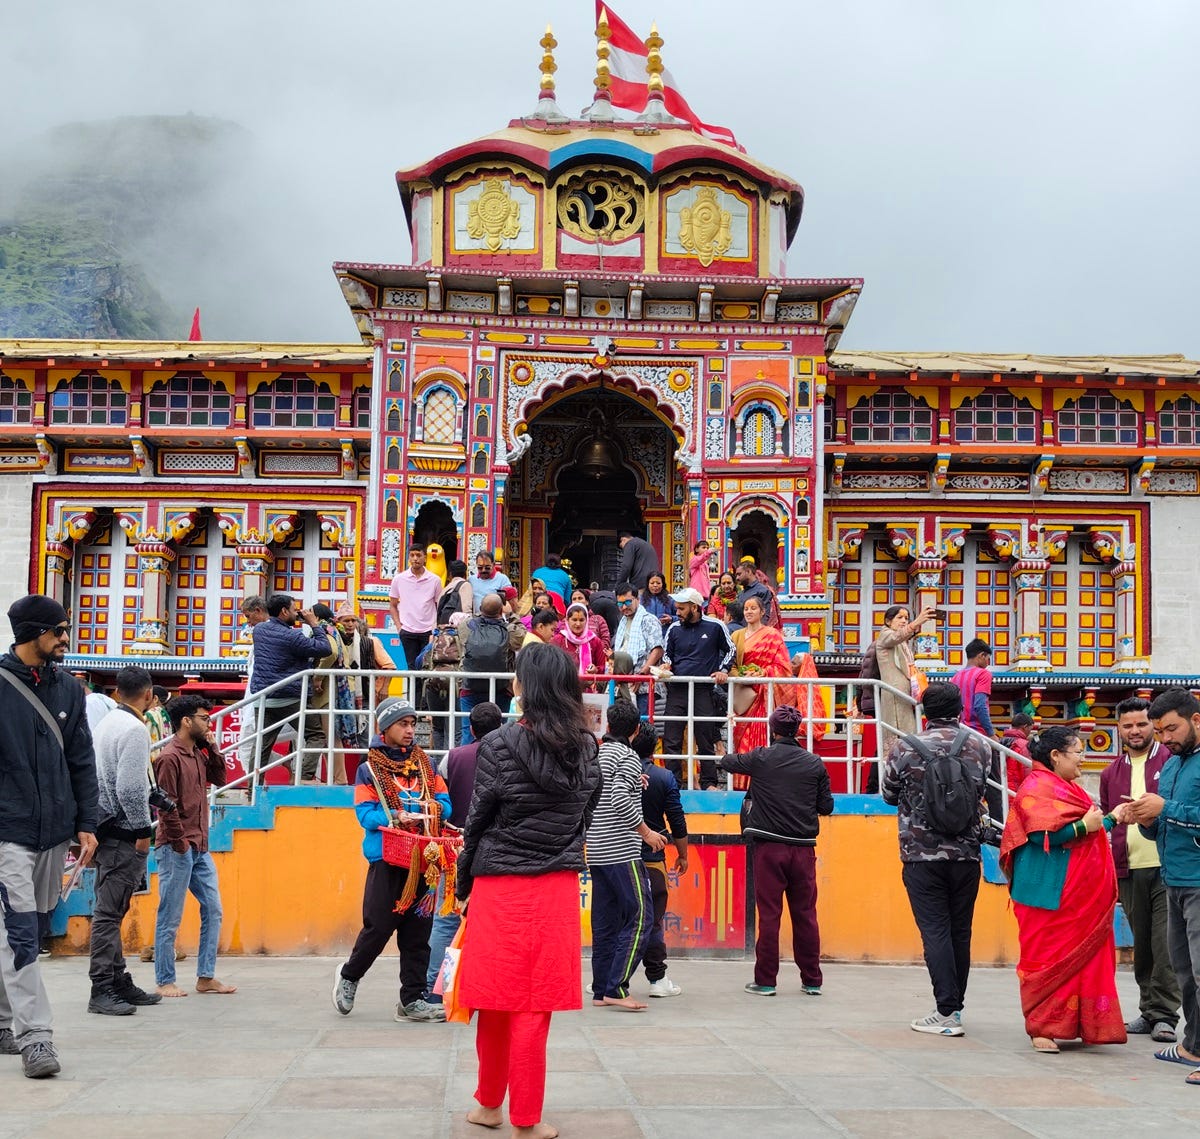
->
[612,583,663,719]
[0,594,99,1079]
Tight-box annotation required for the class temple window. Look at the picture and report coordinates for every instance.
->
[353,387,372,429]
[171,515,240,657]
[1056,393,1138,446]
[386,403,401,432]
[953,393,1037,444]
[823,401,836,442]
[250,376,337,429]
[145,373,233,428]
[71,514,138,654]
[473,448,489,474]
[1044,541,1117,669]
[828,531,911,653]
[384,496,401,523]
[743,408,776,456]
[49,372,128,426]
[471,502,486,527]
[1159,395,1200,446]
[475,408,490,437]
[420,389,458,445]
[0,373,33,424]
[386,442,401,470]
[270,513,351,607]
[848,392,934,443]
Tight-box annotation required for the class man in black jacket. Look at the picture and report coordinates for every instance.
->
[717,705,833,998]
[632,724,688,998]
[0,594,99,1079]
[616,531,657,592]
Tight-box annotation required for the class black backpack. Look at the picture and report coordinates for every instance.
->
[436,581,466,625]
[462,618,510,693]
[902,726,978,837]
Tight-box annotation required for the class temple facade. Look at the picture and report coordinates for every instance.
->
[0,23,1197,749]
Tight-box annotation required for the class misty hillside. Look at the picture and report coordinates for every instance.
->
[0,116,262,340]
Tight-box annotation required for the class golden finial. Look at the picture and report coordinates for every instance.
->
[539,24,557,93]
[595,8,612,92]
[645,21,664,94]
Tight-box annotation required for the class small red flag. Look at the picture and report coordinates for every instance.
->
[188,307,202,341]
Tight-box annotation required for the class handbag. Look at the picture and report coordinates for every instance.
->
[910,665,930,700]
[440,919,471,1024]
[731,683,758,717]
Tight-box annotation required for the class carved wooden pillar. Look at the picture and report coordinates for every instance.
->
[44,541,72,611]
[910,555,948,668]
[1011,556,1052,671]
[1110,557,1147,672]
[129,537,175,655]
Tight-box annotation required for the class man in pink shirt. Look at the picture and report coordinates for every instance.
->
[951,639,996,739]
[388,543,441,673]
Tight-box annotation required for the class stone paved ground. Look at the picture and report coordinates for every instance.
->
[1,957,1196,1138]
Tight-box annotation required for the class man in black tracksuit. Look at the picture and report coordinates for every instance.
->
[632,724,688,997]
[717,705,833,997]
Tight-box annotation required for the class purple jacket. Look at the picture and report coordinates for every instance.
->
[1099,742,1171,877]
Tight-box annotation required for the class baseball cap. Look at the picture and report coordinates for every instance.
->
[669,588,705,606]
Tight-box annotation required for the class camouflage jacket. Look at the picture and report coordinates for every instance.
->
[881,719,990,862]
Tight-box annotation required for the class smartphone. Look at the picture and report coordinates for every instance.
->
[932,608,947,620]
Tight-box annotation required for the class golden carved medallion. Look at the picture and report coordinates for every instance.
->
[678,186,732,267]
[557,174,645,242]
[466,179,523,252]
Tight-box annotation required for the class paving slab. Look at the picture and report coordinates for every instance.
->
[0,956,1183,1138]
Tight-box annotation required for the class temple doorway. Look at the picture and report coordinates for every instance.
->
[507,386,678,589]
[730,508,779,584]
[412,500,458,560]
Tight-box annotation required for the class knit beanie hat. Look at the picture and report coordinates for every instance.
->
[8,594,69,644]
[768,705,804,737]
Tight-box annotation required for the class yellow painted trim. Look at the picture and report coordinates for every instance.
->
[542,336,593,347]
[644,185,660,274]
[904,385,939,409]
[1010,385,1042,410]
[947,387,984,410]
[846,385,881,408]
[735,340,788,351]
[431,183,445,268]
[611,337,660,349]
[676,340,722,350]
[543,179,557,270]
[757,188,771,276]
[0,368,35,390]
[414,329,470,341]
[483,332,533,345]
[49,368,132,392]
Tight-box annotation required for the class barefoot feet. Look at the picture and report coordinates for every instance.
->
[195,977,238,994]
[602,995,646,1012]
[156,983,189,998]
[467,1106,503,1129]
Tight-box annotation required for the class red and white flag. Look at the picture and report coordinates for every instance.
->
[596,2,739,149]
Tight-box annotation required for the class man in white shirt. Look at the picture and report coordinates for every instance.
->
[388,543,441,672]
[612,582,663,719]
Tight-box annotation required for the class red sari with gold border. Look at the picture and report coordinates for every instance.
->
[999,767,1126,1044]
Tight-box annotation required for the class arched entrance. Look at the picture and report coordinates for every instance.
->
[730,508,779,584]
[412,500,458,561]
[506,387,678,589]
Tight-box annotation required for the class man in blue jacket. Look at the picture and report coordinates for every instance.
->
[0,594,99,1079]
[1130,689,1200,1078]
[249,593,331,780]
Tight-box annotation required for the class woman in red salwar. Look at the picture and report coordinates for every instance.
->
[1000,725,1127,1054]
[728,596,796,789]
[456,643,601,1138]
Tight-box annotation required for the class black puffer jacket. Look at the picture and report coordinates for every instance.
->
[457,720,601,899]
[0,651,98,850]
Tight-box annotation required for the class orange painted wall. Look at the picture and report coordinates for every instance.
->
[63,805,1019,964]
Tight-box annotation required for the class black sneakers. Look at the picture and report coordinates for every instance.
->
[87,987,136,1016]
[21,1041,60,1079]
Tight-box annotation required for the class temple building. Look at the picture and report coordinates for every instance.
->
[0,22,1197,748]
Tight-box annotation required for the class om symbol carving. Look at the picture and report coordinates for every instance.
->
[466,179,523,252]
[557,174,645,242]
[678,186,732,267]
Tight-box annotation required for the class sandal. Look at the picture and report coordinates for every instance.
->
[1031,1037,1059,1054]
[1187,1067,1200,1087]
[1156,1043,1200,1066]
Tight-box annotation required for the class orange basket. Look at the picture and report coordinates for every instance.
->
[381,826,463,867]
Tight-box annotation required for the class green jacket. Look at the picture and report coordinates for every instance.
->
[1009,817,1114,910]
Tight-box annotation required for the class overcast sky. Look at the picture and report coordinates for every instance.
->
[4,0,1197,354]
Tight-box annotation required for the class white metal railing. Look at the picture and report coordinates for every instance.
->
[199,667,1029,806]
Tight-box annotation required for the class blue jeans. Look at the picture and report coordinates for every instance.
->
[153,845,223,986]
[424,876,462,1002]
[457,690,512,746]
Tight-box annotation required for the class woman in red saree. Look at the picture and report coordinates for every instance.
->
[999,725,1127,1053]
[729,596,796,789]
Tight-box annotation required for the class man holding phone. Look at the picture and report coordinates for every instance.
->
[249,593,332,777]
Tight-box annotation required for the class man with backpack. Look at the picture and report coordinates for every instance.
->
[456,594,524,745]
[882,682,991,1037]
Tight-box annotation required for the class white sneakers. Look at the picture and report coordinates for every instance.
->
[911,1010,964,1037]
[648,977,682,998]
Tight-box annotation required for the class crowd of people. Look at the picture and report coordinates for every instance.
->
[4,550,1200,1130]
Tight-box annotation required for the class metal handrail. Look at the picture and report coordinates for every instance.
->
[201,667,946,801]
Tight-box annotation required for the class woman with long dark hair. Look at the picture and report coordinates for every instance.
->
[456,642,602,1138]
[1000,725,1127,1053]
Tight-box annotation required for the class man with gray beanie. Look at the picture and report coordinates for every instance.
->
[0,594,99,1078]
[882,681,990,1037]
[716,705,833,997]
[333,697,451,1023]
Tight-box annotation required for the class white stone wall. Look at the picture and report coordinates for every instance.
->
[0,475,34,616]
[1149,496,1200,675]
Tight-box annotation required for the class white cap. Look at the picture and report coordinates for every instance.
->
[669,588,705,606]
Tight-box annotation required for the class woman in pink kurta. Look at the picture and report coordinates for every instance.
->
[688,541,714,601]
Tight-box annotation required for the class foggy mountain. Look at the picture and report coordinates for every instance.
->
[0,115,364,342]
